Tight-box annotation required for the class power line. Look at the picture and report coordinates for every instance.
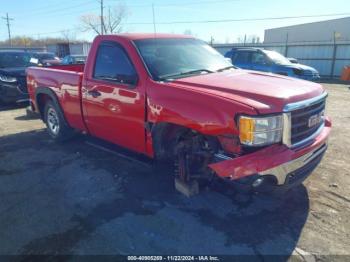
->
[121,12,350,25]
[5,11,350,39]
[106,0,239,7]
[1,13,14,45]
[14,1,96,19]
[12,0,80,15]
[156,0,239,7]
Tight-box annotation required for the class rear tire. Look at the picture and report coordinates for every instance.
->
[44,101,74,142]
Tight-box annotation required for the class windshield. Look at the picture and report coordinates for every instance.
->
[263,50,291,65]
[0,52,34,68]
[134,38,232,80]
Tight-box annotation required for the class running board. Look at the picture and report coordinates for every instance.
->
[85,138,152,168]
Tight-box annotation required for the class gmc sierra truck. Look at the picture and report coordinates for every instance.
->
[26,34,331,196]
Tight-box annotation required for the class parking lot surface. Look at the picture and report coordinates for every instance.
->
[0,83,349,260]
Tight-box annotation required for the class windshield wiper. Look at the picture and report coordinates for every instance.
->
[181,69,214,75]
[217,65,236,72]
[158,69,214,81]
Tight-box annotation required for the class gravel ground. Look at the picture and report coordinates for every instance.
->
[0,83,349,260]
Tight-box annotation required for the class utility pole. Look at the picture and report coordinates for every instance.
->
[330,31,338,78]
[108,6,111,32]
[99,0,104,35]
[285,32,289,56]
[2,13,14,46]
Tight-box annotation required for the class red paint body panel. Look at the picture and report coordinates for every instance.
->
[27,66,87,131]
[169,70,324,114]
[81,35,149,154]
[27,34,331,181]
[146,79,256,136]
[48,64,85,72]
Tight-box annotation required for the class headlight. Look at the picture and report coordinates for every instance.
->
[0,75,17,83]
[238,115,283,146]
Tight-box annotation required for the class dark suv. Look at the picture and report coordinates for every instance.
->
[225,48,320,81]
[0,51,37,104]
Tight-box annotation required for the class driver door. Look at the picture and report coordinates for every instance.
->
[82,41,146,154]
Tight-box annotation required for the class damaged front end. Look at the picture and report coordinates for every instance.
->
[209,115,331,193]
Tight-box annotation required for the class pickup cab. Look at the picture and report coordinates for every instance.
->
[27,34,331,195]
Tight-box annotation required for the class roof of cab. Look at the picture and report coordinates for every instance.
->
[100,33,195,40]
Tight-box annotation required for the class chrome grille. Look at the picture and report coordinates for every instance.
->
[290,99,325,144]
[283,92,327,148]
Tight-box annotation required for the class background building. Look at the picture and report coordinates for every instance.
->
[215,17,350,78]
[264,17,350,44]
[47,42,91,57]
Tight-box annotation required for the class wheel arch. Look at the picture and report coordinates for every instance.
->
[151,122,221,161]
[35,87,62,121]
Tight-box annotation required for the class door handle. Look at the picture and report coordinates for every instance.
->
[87,90,101,98]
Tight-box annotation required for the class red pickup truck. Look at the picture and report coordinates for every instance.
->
[27,34,331,196]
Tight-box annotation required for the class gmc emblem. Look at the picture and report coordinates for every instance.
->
[308,111,324,128]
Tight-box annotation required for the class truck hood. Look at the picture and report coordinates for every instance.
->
[166,69,324,114]
[279,63,319,73]
[293,63,318,73]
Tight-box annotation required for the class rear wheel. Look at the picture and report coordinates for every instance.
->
[44,101,74,141]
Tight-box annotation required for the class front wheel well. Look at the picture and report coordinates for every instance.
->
[151,122,220,161]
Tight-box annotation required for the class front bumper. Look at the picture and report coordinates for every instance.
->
[0,83,29,103]
[209,117,331,191]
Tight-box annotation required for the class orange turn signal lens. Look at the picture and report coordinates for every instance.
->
[239,117,255,144]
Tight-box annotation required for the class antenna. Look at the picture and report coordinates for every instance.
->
[152,3,156,35]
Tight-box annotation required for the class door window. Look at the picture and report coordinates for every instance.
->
[93,42,137,85]
[232,51,252,64]
[252,52,268,65]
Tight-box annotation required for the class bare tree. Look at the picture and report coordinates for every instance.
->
[0,36,86,47]
[61,29,76,43]
[81,4,127,35]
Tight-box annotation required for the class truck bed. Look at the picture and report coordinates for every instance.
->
[26,65,87,131]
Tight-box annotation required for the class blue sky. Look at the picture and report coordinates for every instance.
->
[1,0,349,43]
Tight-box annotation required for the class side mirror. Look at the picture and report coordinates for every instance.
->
[128,74,139,86]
